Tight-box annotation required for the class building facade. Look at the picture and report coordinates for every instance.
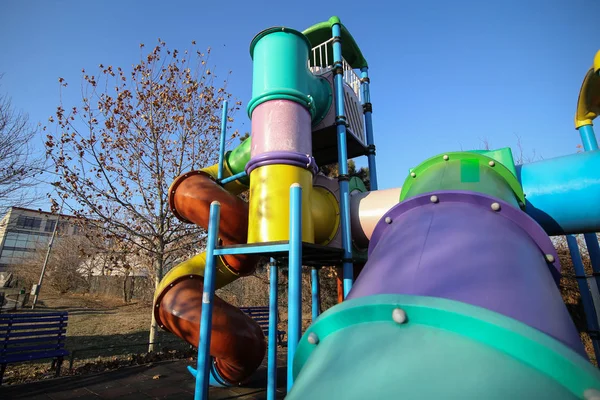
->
[0,207,82,271]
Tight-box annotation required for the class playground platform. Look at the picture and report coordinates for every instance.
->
[0,355,287,399]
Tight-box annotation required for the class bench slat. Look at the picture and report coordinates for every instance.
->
[0,323,66,332]
[0,317,68,325]
[2,343,66,354]
[0,312,68,320]
[0,349,69,364]
[3,336,66,345]
[1,329,66,339]
[237,307,285,344]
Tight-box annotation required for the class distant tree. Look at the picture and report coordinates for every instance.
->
[479,134,540,164]
[44,39,241,351]
[0,75,44,214]
[9,234,92,295]
[320,159,370,190]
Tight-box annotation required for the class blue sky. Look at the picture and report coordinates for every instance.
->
[1,0,598,208]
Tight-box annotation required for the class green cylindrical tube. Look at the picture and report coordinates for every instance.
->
[400,151,525,208]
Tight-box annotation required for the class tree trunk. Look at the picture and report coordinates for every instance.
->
[122,271,130,303]
[148,256,163,352]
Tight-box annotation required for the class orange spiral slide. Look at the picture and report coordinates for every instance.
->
[153,170,266,385]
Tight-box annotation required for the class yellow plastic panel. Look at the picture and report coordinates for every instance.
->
[311,186,339,245]
[248,165,314,243]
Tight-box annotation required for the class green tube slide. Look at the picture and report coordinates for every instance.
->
[225,136,251,185]
[399,147,525,209]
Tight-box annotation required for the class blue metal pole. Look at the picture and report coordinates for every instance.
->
[220,170,247,185]
[331,22,354,298]
[576,123,600,296]
[579,124,599,151]
[360,67,378,191]
[217,100,229,180]
[311,267,320,321]
[267,257,278,400]
[287,183,303,391]
[566,235,600,364]
[194,201,221,400]
[585,234,600,294]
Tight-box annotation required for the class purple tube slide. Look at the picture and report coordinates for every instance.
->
[348,190,586,357]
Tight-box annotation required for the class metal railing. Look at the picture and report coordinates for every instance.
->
[308,38,362,99]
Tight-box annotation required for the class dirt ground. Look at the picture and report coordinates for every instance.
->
[2,291,192,386]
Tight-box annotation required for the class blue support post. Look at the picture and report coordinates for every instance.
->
[287,183,303,391]
[194,201,221,400]
[331,22,354,298]
[577,123,600,296]
[220,171,247,185]
[585,234,600,295]
[217,100,229,180]
[267,258,278,400]
[311,267,320,321]
[579,124,599,151]
[360,67,378,191]
[567,235,600,365]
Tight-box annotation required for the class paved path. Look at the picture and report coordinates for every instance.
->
[0,357,288,399]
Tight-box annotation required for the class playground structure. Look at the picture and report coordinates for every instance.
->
[153,16,600,400]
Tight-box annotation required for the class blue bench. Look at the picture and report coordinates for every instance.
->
[239,306,286,346]
[0,311,69,385]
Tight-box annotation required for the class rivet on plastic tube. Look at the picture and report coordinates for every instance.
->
[488,161,495,167]
[545,254,555,263]
[307,332,319,345]
[392,308,407,324]
[443,155,449,161]
[384,216,392,224]
[584,389,600,400]
[430,195,439,203]
[410,172,416,178]
[491,202,501,211]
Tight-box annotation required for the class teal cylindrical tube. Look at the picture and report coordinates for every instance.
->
[287,294,600,400]
[247,27,331,124]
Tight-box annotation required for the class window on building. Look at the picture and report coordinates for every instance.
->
[45,219,56,232]
[3,234,17,248]
[44,219,70,235]
[16,216,42,230]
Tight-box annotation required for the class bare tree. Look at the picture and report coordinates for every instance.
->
[44,39,241,350]
[0,75,44,214]
[9,234,92,295]
[478,133,540,164]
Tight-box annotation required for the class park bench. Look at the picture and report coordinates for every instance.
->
[0,311,69,385]
[239,306,286,346]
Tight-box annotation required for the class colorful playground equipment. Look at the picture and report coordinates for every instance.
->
[154,16,600,400]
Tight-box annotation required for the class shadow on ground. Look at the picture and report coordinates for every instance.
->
[0,359,288,400]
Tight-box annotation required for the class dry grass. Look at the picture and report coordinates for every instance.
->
[2,291,190,386]
[557,242,597,366]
